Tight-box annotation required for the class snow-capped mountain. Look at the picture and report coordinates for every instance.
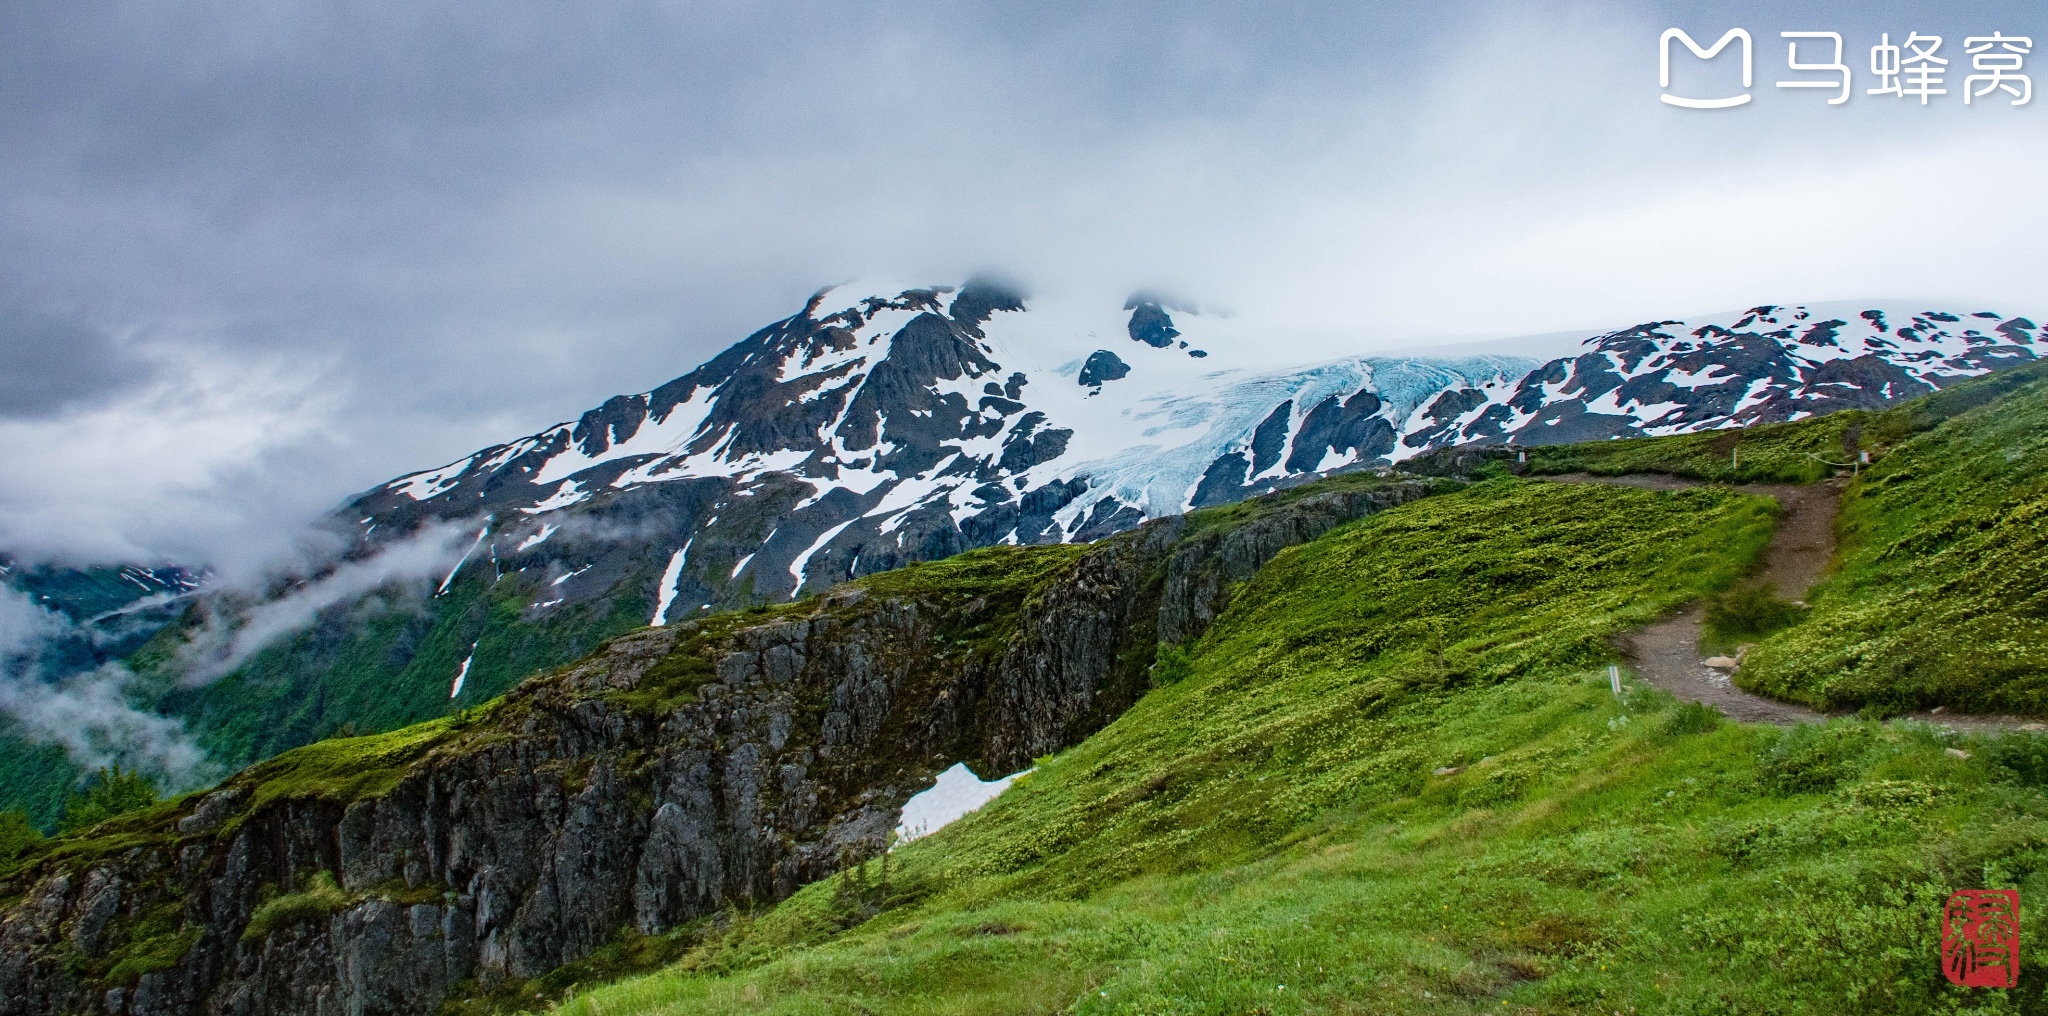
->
[10,285,2034,825]
[348,281,1517,605]
[352,288,2031,614]
[1402,304,2038,452]
[349,287,2038,613]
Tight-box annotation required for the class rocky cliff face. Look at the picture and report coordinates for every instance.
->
[0,477,1445,1016]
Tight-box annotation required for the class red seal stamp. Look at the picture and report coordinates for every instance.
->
[1943,889,2020,988]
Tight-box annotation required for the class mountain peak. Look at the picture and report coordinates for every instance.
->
[347,291,2038,612]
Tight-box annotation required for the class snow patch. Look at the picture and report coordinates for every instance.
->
[650,543,690,626]
[390,458,472,501]
[525,480,590,515]
[450,642,479,698]
[894,762,1031,843]
[436,521,493,596]
[787,521,855,596]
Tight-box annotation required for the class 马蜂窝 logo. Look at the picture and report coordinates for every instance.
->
[1660,28,1753,107]
[1661,28,2031,107]
[1943,889,2020,988]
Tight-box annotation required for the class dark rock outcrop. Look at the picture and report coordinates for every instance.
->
[1124,299,1179,348]
[1078,351,1130,388]
[0,478,1446,1016]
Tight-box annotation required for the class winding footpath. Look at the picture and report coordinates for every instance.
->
[1546,473,2044,732]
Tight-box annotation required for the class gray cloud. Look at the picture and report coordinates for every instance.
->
[1,0,2045,572]
[0,312,153,418]
[173,518,483,686]
[0,663,218,791]
[0,585,69,667]
[0,587,215,790]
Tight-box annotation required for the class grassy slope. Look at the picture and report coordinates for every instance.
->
[549,478,2048,1015]
[17,358,2048,1009]
[1520,412,1858,485]
[129,568,654,773]
[1738,362,2048,715]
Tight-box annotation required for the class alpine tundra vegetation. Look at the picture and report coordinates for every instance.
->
[5,359,2048,1014]
[547,363,2048,1016]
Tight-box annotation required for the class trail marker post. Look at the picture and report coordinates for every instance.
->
[1610,664,1623,698]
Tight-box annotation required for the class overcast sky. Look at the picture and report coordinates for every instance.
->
[2,0,2044,572]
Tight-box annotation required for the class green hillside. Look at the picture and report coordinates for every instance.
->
[549,414,2048,1013]
[1738,362,2048,715]
[0,729,80,832]
[136,569,656,771]
[0,564,660,833]
[13,361,2048,1014]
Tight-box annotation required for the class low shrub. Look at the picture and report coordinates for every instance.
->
[1703,585,1804,648]
[1757,723,1875,795]
[243,870,352,940]
[0,810,39,869]
[1149,645,1193,687]
[1662,700,1724,737]
[57,766,160,834]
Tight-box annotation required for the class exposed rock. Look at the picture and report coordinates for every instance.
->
[105,293,2035,843]
[0,477,1447,1016]
[1124,299,1179,348]
[1078,350,1130,387]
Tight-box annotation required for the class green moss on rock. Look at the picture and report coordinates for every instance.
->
[243,871,352,941]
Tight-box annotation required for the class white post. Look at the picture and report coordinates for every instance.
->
[1609,664,1623,698]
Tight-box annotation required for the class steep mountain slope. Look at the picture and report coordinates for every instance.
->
[555,475,2048,1016]
[12,363,2048,1015]
[1,562,202,829]
[0,474,1444,1016]
[1735,359,2048,714]
[9,288,2036,837]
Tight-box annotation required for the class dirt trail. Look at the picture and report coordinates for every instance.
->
[1547,473,2044,731]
